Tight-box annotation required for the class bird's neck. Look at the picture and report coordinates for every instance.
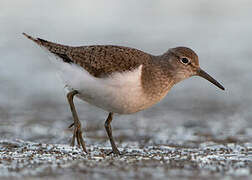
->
[141,56,175,101]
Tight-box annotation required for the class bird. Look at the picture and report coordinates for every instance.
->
[22,33,225,155]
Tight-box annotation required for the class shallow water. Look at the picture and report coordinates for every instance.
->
[0,0,252,179]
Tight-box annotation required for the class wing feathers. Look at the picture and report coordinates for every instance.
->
[23,33,152,77]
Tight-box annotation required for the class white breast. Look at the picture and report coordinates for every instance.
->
[53,57,150,114]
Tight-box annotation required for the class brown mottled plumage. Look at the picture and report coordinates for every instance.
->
[23,33,150,77]
[23,33,224,154]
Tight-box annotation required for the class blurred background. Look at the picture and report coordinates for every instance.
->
[0,0,252,177]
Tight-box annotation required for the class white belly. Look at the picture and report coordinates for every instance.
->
[54,60,151,114]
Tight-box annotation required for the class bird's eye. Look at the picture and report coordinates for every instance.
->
[180,57,189,64]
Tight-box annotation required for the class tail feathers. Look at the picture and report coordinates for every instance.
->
[22,33,73,63]
[22,32,69,55]
[22,33,48,46]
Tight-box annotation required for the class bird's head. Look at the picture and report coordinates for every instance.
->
[162,47,225,90]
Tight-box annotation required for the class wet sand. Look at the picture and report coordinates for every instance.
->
[0,98,252,179]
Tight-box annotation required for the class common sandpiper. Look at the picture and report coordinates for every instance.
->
[23,33,225,155]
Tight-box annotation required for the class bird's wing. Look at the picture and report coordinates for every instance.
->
[23,33,151,77]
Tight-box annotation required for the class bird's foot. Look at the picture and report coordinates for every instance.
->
[106,147,121,155]
[69,122,87,153]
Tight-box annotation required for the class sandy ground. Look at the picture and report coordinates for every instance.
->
[0,98,252,180]
[0,139,252,180]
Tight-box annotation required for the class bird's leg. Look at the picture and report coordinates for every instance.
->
[104,112,120,155]
[67,90,87,153]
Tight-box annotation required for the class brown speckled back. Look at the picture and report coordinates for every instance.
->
[23,33,152,77]
[67,45,152,77]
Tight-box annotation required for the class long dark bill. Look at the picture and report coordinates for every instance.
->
[198,68,225,90]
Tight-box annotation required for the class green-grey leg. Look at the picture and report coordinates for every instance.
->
[67,90,87,153]
[104,112,120,155]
